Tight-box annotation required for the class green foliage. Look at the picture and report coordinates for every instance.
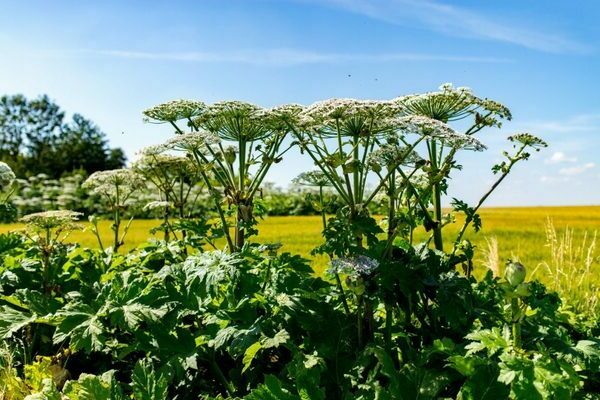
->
[1,86,597,399]
[0,94,125,178]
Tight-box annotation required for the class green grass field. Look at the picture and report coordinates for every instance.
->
[2,206,599,279]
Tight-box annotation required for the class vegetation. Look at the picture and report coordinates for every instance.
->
[0,94,125,178]
[1,85,599,399]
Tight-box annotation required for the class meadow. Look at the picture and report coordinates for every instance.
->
[2,205,598,278]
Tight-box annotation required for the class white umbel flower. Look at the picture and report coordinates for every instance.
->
[20,210,82,230]
[83,169,145,200]
[393,116,486,151]
[143,201,171,211]
[292,170,332,187]
[0,162,16,189]
[143,99,205,123]
[162,131,221,152]
[328,255,380,277]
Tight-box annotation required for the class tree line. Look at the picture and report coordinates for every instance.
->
[0,94,125,178]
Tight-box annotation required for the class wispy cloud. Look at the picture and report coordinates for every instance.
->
[559,162,595,176]
[545,151,578,164]
[79,48,512,66]
[312,0,589,53]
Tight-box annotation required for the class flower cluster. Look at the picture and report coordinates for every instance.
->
[394,83,511,124]
[292,170,332,187]
[328,255,380,277]
[143,100,205,123]
[133,152,196,176]
[0,162,15,189]
[143,201,171,211]
[368,144,424,171]
[299,99,398,136]
[508,133,548,150]
[20,210,82,231]
[82,169,146,204]
[0,161,17,190]
[393,116,486,151]
[161,131,221,153]
[194,101,270,141]
[263,104,305,131]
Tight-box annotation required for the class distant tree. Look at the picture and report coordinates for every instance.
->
[54,114,114,174]
[0,94,125,177]
[106,148,127,170]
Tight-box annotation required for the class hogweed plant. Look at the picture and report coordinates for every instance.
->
[144,100,301,251]
[392,84,512,251]
[82,169,145,252]
[0,162,16,220]
[289,99,402,250]
[19,210,82,294]
[133,149,201,241]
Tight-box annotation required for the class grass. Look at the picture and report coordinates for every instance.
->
[1,206,599,282]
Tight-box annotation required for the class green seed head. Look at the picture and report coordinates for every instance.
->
[505,261,526,287]
[224,146,237,165]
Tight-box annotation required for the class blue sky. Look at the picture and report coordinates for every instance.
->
[0,0,598,206]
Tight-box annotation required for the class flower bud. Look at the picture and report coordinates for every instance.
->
[504,261,526,287]
[224,146,236,165]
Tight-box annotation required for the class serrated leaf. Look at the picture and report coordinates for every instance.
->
[131,359,169,400]
[245,375,298,400]
[53,303,105,353]
[0,305,36,338]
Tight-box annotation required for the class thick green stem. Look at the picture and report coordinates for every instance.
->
[385,304,393,354]
[357,297,363,349]
[511,298,521,348]
[429,140,444,251]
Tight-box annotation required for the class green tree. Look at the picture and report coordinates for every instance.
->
[0,94,125,177]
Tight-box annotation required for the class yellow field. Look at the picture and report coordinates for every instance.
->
[2,206,599,279]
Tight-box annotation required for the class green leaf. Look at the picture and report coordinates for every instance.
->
[242,341,262,373]
[53,303,105,353]
[458,364,508,400]
[0,305,36,338]
[262,329,289,349]
[62,373,113,400]
[245,375,299,400]
[24,378,61,400]
[465,327,509,356]
[131,359,169,400]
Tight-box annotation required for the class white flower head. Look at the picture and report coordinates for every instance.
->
[162,131,221,153]
[394,83,511,123]
[328,255,379,277]
[194,101,272,142]
[20,210,82,230]
[263,103,305,131]
[508,133,548,150]
[143,99,205,123]
[83,169,145,203]
[393,116,486,151]
[368,144,424,170]
[143,201,171,211]
[292,170,332,187]
[0,162,16,189]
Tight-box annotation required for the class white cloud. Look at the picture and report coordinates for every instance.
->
[79,49,512,66]
[558,162,595,176]
[540,175,569,184]
[312,0,589,53]
[545,151,577,164]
